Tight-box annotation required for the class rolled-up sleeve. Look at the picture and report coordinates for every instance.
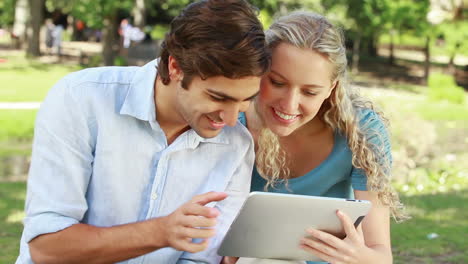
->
[23,75,96,243]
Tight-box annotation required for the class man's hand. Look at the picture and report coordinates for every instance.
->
[160,191,228,253]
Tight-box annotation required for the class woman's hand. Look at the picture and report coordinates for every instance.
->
[299,210,370,264]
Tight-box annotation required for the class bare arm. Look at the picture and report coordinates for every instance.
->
[30,192,227,264]
[300,190,392,264]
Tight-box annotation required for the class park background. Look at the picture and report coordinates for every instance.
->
[0,0,467,263]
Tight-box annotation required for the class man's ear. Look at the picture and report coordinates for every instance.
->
[168,55,183,81]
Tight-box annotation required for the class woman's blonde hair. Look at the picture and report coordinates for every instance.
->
[255,11,406,220]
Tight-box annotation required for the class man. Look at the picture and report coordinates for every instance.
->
[16,0,270,263]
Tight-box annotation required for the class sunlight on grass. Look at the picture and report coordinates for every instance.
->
[6,210,25,224]
[0,110,37,141]
[0,53,79,102]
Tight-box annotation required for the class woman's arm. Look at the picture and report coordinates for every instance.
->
[300,190,392,264]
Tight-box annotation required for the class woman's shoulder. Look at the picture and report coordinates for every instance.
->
[355,107,388,134]
[238,112,247,126]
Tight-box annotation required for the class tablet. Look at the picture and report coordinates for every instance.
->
[217,192,371,262]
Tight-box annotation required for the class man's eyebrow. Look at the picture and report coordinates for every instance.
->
[207,89,260,102]
[270,70,325,89]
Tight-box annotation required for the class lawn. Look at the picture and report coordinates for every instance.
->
[0,53,79,102]
[0,110,37,157]
[392,190,468,264]
[0,182,26,264]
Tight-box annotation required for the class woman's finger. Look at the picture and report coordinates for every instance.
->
[299,240,337,264]
[306,228,348,250]
[337,210,359,241]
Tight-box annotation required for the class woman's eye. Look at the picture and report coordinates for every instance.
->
[304,91,317,96]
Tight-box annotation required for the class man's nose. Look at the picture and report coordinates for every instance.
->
[220,104,241,127]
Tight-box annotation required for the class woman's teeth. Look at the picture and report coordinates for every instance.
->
[274,109,297,120]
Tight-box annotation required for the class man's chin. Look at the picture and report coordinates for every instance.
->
[194,128,222,139]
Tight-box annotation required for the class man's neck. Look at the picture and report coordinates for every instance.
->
[154,78,190,145]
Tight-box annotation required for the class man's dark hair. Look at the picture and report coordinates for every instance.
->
[157,0,271,88]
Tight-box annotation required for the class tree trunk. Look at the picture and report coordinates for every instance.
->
[448,42,460,75]
[389,30,395,65]
[423,36,430,84]
[367,34,378,57]
[351,33,361,74]
[133,0,146,28]
[102,11,119,66]
[12,0,29,49]
[26,0,44,57]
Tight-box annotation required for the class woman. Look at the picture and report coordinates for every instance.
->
[232,11,405,264]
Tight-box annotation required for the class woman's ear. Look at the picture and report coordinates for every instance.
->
[325,80,338,99]
[168,55,183,81]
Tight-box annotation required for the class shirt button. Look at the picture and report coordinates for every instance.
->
[151,193,158,200]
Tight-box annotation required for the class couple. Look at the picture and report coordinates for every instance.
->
[16,0,402,263]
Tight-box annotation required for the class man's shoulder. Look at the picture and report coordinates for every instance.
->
[63,65,140,88]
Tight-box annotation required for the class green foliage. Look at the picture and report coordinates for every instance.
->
[428,73,466,105]
[393,161,468,196]
[113,55,127,66]
[149,24,169,40]
[0,0,16,27]
[258,9,273,29]
[86,54,103,67]
[45,0,134,28]
[434,21,468,57]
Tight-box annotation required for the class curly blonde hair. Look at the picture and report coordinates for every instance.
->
[255,11,407,221]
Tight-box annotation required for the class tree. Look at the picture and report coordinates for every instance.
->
[26,0,45,57]
[133,0,146,28]
[428,0,467,74]
[12,0,29,49]
[47,0,134,65]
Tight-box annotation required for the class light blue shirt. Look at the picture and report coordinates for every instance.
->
[16,60,255,264]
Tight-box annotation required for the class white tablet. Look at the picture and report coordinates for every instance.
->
[217,192,371,262]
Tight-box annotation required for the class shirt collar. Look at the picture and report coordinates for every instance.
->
[119,59,158,122]
[120,59,230,145]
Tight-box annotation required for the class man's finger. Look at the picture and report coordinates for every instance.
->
[182,227,217,239]
[182,203,220,218]
[181,215,217,228]
[192,192,228,206]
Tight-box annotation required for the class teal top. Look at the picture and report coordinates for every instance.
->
[238,109,391,264]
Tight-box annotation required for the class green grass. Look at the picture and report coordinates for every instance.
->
[0,110,37,142]
[0,181,26,264]
[392,190,468,264]
[0,110,36,157]
[415,103,468,121]
[0,54,79,102]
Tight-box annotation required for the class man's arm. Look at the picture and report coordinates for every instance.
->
[30,192,228,264]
